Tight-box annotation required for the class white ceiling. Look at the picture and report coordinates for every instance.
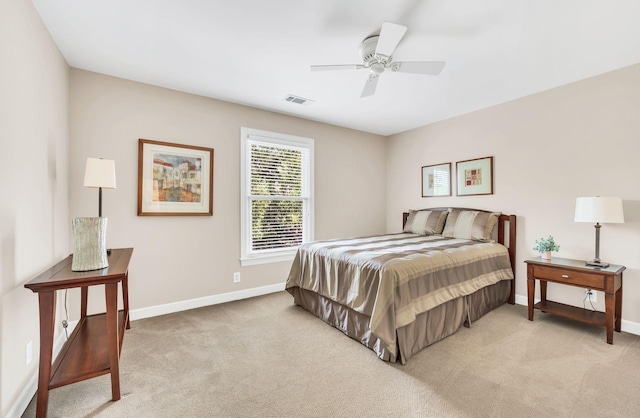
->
[32,0,640,136]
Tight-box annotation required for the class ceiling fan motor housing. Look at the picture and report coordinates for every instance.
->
[360,36,390,66]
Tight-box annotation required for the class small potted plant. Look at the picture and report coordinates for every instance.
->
[533,235,560,260]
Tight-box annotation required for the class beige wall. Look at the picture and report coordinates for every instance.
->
[68,69,387,313]
[0,0,69,415]
[386,64,640,326]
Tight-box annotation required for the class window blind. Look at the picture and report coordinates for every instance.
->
[248,140,310,253]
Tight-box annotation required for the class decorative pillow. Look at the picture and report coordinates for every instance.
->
[441,209,501,241]
[403,210,448,235]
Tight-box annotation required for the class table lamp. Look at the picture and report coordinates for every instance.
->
[574,196,624,268]
[72,158,116,271]
[83,157,117,217]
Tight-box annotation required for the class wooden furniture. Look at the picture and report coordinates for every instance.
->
[24,248,133,418]
[525,257,625,344]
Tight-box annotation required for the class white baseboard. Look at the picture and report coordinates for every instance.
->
[6,370,38,418]
[621,319,640,335]
[514,294,530,307]
[514,294,640,335]
[130,282,286,320]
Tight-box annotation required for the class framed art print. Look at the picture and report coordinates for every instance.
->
[138,138,214,216]
[421,162,451,197]
[456,156,493,196]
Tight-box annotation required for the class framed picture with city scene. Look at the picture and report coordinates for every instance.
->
[138,138,214,216]
[456,156,493,196]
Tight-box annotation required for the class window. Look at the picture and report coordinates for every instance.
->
[240,128,314,266]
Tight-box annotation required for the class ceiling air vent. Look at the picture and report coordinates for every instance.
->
[284,94,314,105]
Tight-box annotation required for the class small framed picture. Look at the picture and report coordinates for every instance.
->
[421,162,451,197]
[456,156,493,196]
[138,139,214,216]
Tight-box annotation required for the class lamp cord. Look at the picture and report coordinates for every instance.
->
[583,292,597,311]
[62,289,69,339]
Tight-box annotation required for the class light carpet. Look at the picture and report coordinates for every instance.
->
[22,291,640,417]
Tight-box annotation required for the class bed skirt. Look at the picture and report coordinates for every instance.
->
[288,279,511,364]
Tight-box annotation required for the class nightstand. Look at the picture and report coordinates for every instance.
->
[525,257,625,344]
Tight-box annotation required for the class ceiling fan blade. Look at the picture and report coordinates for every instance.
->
[360,75,379,98]
[391,61,446,75]
[310,64,365,72]
[375,22,407,58]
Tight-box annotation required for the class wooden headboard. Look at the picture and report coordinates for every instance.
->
[403,208,517,305]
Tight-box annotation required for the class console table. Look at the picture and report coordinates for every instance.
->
[525,256,625,344]
[24,248,133,418]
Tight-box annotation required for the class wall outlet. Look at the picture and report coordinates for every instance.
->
[26,341,33,365]
[233,272,241,283]
[585,289,597,303]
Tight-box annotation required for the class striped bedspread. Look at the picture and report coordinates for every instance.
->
[285,233,514,352]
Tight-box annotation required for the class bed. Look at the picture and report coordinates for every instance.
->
[285,207,517,364]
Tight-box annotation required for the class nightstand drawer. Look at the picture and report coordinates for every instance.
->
[532,265,604,289]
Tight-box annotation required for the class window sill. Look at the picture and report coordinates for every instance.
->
[240,253,295,267]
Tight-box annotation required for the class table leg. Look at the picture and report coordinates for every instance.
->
[605,292,615,344]
[527,278,535,320]
[540,280,548,302]
[80,286,88,319]
[105,282,121,400]
[35,291,56,418]
[615,275,623,332]
[122,272,130,329]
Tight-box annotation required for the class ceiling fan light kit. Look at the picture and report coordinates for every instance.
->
[311,22,446,98]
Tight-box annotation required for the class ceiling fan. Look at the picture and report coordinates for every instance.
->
[311,22,445,98]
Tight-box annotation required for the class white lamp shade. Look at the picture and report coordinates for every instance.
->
[83,158,116,189]
[574,197,624,223]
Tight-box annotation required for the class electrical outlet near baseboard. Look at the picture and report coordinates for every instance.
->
[585,289,597,303]
[26,341,33,365]
[233,272,241,283]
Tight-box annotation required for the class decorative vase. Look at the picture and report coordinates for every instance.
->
[541,251,552,260]
[71,217,108,271]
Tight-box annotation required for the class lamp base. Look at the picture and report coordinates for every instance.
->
[585,260,609,268]
[71,217,109,271]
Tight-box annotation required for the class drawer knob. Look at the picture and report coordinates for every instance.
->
[561,274,569,278]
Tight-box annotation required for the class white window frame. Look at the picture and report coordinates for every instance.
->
[240,127,314,266]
